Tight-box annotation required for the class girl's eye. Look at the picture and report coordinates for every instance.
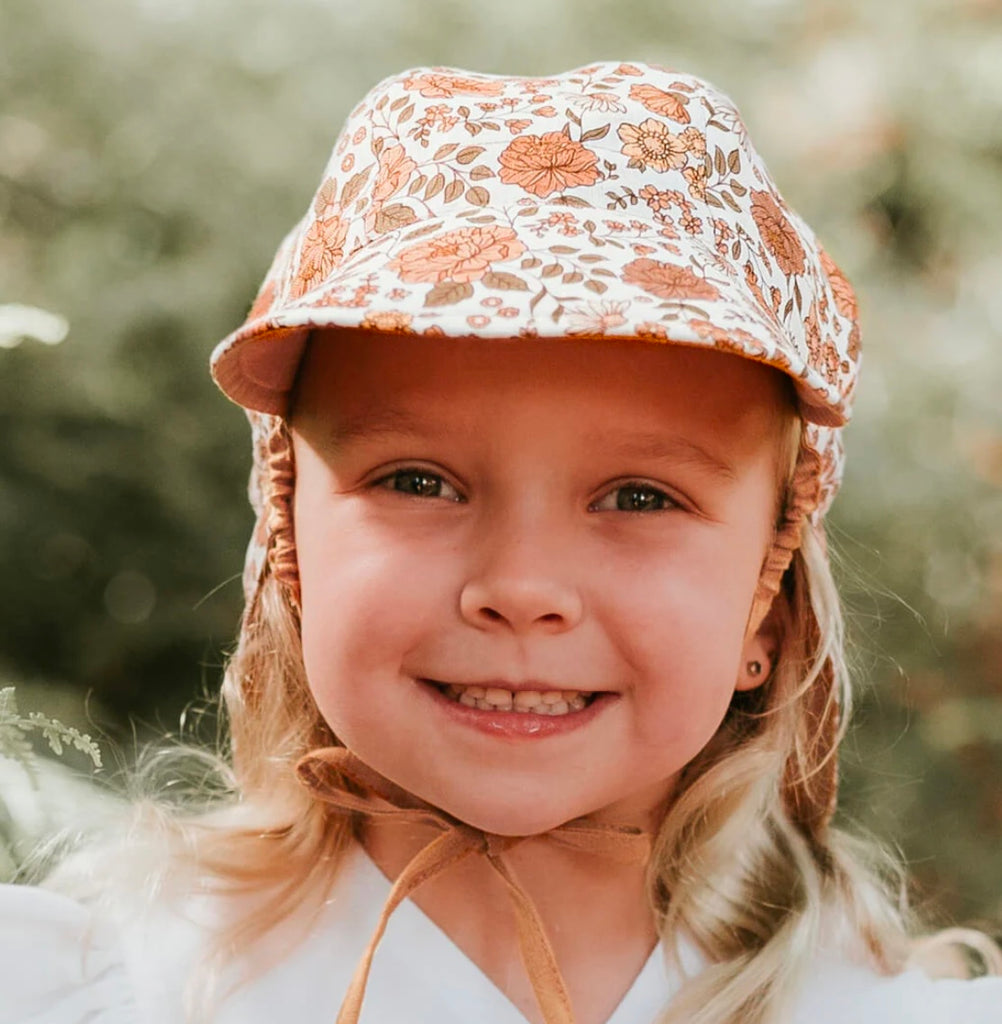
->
[591,482,677,513]
[373,468,463,502]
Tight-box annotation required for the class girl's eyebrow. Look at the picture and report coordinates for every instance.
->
[326,413,736,480]
[326,407,432,451]
[589,431,737,481]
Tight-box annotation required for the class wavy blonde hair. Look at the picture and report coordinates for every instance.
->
[48,423,1001,1024]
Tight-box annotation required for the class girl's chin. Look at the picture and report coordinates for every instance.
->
[417,792,590,838]
[367,761,678,837]
[351,777,588,838]
[431,785,677,837]
[455,811,579,838]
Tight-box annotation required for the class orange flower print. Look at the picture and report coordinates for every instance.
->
[750,190,807,277]
[679,127,706,155]
[313,177,339,218]
[418,104,460,131]
[360,311,414,333]
[639,185,668,211]
[638,185,689,213]
[743,262,770,315]
[623,258,721,300]
[344,278,378,308]
[388,225,526,283]
[658,221,681,242]
[402,72,504,97]
[804,301,823,362]
[686,319,766,356]
[498,132,600,198]
[566,300,629,335]
[505,118,532,134]
[520,78,560,93]
[682,165,708,201]
[628,84,691,123]
[712,218,733,255]
[635,320,670,340]
[817,244,858,320]
[291,215,349,298]
[846,322,861,361]
[618,119,688,172]
[372,143,418,204]
[821,340,846,384]
[545,211,581,236]
[819,288,834,329]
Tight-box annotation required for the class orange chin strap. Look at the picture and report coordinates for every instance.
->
[746,441,822,639]
[296,746,652,1024]
[262,418,301,611]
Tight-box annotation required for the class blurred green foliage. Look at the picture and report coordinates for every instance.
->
[1,0,1000,923]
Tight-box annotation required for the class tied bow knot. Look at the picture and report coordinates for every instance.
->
[295,747,653,1024]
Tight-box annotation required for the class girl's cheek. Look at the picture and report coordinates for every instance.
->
[302,543,445,652]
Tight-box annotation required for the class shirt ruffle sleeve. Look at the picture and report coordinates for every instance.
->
[793,952,1002,1023]
[0,883,139,1024]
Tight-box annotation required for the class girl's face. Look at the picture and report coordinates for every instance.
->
[292,328,790,836]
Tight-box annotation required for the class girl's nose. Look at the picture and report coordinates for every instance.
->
[459,576,584,633]
[458,528,584,634]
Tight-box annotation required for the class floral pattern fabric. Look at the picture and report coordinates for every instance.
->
[211,62,861,538]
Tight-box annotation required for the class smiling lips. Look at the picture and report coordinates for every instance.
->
[432,682,596,716]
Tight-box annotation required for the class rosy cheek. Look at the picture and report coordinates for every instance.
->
[301,544,441,670]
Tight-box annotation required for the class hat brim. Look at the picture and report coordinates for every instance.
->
[211,211,848,428]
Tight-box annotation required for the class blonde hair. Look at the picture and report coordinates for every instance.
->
[47,425,1001,1024]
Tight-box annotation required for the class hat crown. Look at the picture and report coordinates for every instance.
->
[319,63,757,262]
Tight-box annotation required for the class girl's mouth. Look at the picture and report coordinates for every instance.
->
[430,682,597,716]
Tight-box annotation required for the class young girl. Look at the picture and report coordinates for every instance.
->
[2,62,1000,1024]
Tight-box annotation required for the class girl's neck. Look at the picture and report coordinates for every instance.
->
[361,816,660,1024]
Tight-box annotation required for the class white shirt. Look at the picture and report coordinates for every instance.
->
[1,848,1000,1023]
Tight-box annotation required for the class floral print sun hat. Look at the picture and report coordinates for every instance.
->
[211,61,859,517]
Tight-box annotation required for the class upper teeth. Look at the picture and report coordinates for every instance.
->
[443,685,589,715]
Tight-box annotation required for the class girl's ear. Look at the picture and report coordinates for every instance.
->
[736,596,783,692]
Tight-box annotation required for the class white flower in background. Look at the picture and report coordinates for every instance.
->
[0,303,69,349]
